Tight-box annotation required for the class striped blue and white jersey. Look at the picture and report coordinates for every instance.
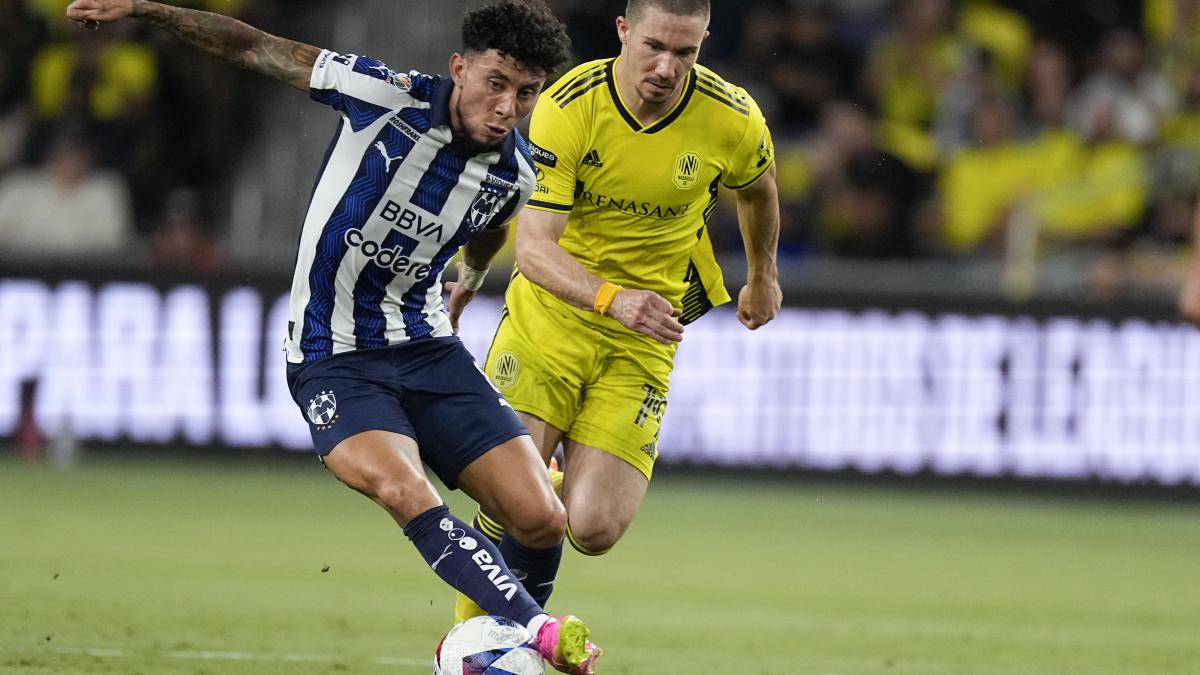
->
[286,50,536,364]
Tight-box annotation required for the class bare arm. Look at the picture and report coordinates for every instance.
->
[515,208,597,309]
[444,227,509,334]
[1178,197,1200,326]
[66,0,318,91]
[515,208,684,344]
[461,227,508,272]
[732,163,782,329]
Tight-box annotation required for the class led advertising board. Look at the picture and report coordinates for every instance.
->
[2,278,1198,484]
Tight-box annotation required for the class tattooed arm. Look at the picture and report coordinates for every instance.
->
[66,0,318,91]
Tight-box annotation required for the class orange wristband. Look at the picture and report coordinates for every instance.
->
[592,281,622,316]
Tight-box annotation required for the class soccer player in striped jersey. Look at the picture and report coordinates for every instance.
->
[65,0,600,671]
[457,0,782,622]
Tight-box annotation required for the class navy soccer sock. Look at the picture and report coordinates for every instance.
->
[403,505,542,626]
[499,534,563,609]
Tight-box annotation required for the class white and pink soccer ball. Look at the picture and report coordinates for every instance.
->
[433,615,545,675]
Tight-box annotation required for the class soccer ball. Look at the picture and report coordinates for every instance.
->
[433,615,544,675]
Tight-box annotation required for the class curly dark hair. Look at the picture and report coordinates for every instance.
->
[462,0,572,75]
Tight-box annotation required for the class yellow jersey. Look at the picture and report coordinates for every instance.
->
[519,57,774,328]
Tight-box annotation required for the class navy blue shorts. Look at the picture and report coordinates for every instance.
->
[286,336,527,489]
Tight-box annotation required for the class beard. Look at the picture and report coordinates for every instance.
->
[451,98,504,154]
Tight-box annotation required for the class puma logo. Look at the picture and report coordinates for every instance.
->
[376,141,405,172]
[431,544,453,571]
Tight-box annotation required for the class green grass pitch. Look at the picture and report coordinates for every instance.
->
[2,455,1198,674]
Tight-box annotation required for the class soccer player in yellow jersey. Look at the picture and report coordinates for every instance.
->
[455,0,781,621]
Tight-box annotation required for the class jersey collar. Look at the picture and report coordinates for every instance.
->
[606,58,697,134]
[431,76,454,129]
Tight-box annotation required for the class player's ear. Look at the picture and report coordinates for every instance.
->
[449,52,467,85]
[616,16,629,45]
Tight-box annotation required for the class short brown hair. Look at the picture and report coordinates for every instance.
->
[625,0,710,24]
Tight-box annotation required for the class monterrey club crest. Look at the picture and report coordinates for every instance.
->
[466,189,502,232]
[307,390,338,429]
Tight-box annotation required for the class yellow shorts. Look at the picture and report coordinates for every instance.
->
[485,276,675,480]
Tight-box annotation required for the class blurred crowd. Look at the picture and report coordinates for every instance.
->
[680,0,1200,297]
[2,0,1199,298]
[0,0,273,274]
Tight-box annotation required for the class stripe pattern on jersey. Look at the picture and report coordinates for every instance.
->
[694,69,750,116]
[680,261,713,325]
[304,120,417,355]
[553,61,609,109]
[286,50,536,363]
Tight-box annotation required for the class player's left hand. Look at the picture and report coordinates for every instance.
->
[66,0,134,26]
[737,277,781,330]
[444,262,476,334]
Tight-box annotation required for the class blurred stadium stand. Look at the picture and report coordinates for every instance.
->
[5,0,1200,298]
[3,0,1200,485]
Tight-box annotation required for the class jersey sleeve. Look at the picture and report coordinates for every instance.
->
[524,91,587,214]
[309,50,424,132]
[721,92,775,190]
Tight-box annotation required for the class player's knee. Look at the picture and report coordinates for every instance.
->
[508,499,566,549]
[365,476,437,522]
[565,518,620,556]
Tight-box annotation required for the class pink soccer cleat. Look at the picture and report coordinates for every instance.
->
[533,614,603,674]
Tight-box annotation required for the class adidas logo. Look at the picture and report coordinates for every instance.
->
[581,149,604,167]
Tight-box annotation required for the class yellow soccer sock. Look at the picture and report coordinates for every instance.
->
[565,521,610,557]
[549,467,564,498]
[453,590,488,623]
[474,508,505,543]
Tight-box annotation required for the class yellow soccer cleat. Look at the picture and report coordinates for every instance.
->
[533,614,603,675]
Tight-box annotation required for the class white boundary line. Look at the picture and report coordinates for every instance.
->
[2,644,428,668]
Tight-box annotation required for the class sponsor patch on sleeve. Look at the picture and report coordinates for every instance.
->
[756,130,773,168]
[390,71,413,92]
[528,141,558,168]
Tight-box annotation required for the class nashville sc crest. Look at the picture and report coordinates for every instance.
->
[306,390,339,430]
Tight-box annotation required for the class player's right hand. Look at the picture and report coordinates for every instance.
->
[443,262,477,335]
[66,0,134,26]
[607,289,684,344]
